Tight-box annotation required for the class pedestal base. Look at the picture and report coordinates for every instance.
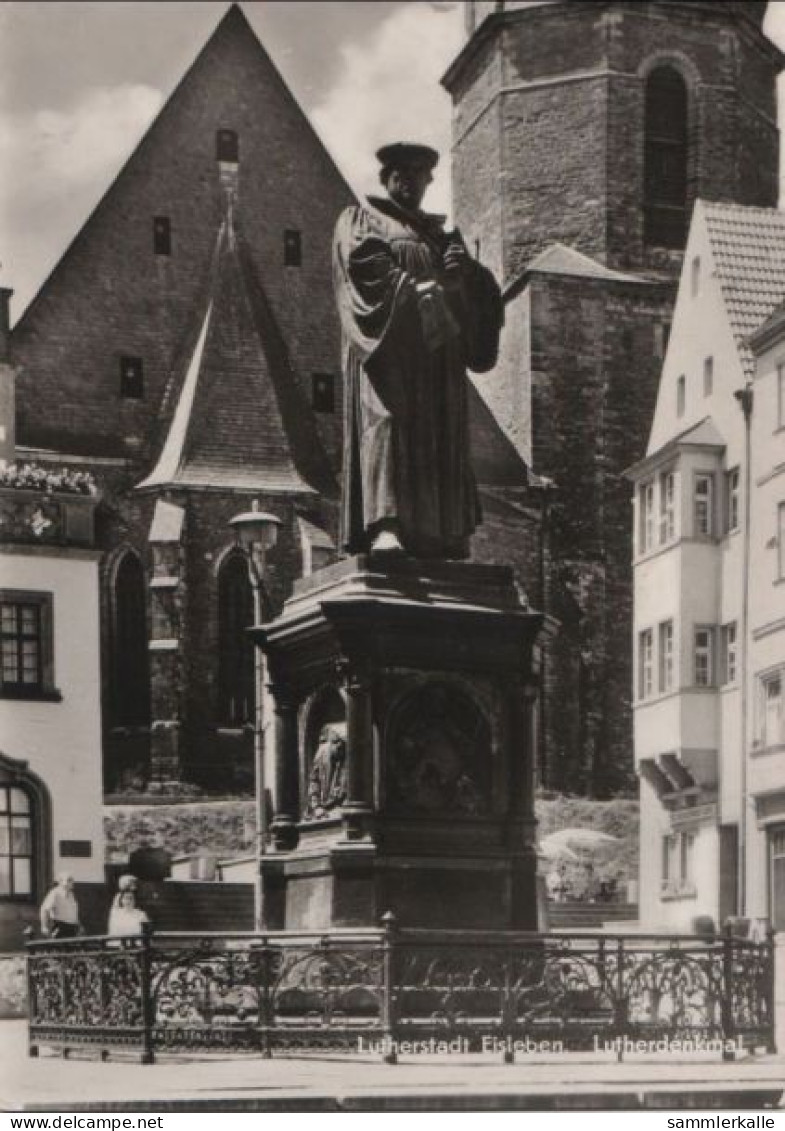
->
[254,555,543,933]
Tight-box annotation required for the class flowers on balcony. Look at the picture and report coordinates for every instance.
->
[0,462,97,496]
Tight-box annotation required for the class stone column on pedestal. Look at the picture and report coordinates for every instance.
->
[269,681,299,851]
[337,658,374,841]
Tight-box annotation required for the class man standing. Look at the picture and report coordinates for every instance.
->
[333,142,503,559]
[40,873,82,938]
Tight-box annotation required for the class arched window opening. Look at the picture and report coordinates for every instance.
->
[0,785,33,898]
[217,552,255,727]
[644,66,689,250]
[112,553,151,727]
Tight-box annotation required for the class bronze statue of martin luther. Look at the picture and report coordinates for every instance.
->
[333,142,503,560]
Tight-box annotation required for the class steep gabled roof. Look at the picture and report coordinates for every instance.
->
[137,202,334,496]
[702,201,785,379]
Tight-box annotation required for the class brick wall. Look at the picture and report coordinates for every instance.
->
[448,2,781,284]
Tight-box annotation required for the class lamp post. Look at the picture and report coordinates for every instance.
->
[229,500,281,930]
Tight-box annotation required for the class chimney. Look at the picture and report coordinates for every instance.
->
[0,288,12,362]
[0,364,15,466]
[0,290,15,464]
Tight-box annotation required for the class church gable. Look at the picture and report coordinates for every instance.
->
[11,4,352,471]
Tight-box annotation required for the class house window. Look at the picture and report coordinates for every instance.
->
[703,357,713,397]
[0,592,56,700]
[722,622,737,685]
[676,375,686,417]
[639,480,655,553]
[659,470,676,544]
[120,356,143,400]
[111,553,150,727]
[726,467,740,533]
[658,620,674,693]
[653,321,671,361]
[644,66,688,249]
[761,671,784,748]
[311,373,335,413]
[216,129,238,163]
[0,786,33,898]
[690,256,701,297]
[662,830,695,894]
[284,229,302,267]
[694,473,713,537]
[778,363,785,430]
[153,216,171,256]
[779,503,785,580]
[770,826,785,932]
[694,626,714,687]
[639,628,654,699]
[217,551,255,727]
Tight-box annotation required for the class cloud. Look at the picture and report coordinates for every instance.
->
[311,3,463,218]
[0,83,163,317]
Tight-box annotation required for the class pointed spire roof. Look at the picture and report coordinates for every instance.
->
[137,202,335,495]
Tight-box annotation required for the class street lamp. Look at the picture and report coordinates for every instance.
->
[229,500,281,930]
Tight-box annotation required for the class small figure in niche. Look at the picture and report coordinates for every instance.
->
[305,724,347,819]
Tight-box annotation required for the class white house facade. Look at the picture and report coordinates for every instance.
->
[747,301,785,931]
[629,201,785,932]
[0,368,104,947]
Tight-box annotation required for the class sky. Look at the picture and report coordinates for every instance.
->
[0,1,783,322]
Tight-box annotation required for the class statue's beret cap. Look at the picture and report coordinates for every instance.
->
[375,142,439,171]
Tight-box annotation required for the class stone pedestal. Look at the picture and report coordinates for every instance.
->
[252,555,543,931]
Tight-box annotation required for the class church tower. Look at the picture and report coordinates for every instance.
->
[445,1,782,795]
[445,1,780,286]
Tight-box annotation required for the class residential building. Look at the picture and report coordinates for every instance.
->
[0,357,104,948]
[629,202,785,930]
[747,302,785,930]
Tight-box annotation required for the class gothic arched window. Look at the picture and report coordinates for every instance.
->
[644,66,689,249]
[217,552,255,727]
[112,552,151,727]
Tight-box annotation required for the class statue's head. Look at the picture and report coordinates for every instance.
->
[376,142,439,212]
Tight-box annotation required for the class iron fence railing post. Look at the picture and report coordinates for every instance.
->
[721,924,735,1062]
[139,922,155,1065]
[502,945,515,1064]
[765,928,776,1054]
[381,911,398,1064]
[25,941,39,1058]
[614,937,626,1063]
[257,936,274,1059]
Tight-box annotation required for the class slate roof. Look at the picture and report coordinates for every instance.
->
[504,242,651,301]
[626,416,725,478]
[137,203,335,497]
[701,200,785,379]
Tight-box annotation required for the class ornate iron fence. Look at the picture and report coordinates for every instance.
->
[26,918,774,1064]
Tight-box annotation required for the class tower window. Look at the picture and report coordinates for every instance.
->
[676,375,685,417]
[644,66,688,249]
[120,356,144,400]
[312,373,335,413]
[284,230,302,266]
[216,129,239,163]
[153,216,171,256]
[703,357,713,397]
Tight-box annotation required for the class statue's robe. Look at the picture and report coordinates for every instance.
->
[333,195,503,559]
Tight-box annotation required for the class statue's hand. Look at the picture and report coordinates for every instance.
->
[443,240,468,273]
